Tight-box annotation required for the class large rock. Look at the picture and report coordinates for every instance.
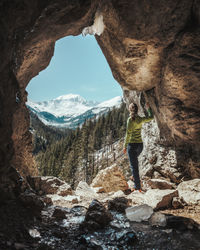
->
[127,192,146,206]
[125,204,154,222]
[82,199,113,230]
[144,189,178,210]
[91,165,128,192]
[108,197,130,213]
[28,176,72,196]
[75,181,98,198]
[147,179,174,190]
[177,179,200,205]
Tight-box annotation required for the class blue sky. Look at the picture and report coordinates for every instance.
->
[26,35,122,102]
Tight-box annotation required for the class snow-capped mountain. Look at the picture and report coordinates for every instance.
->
[26,94,122,128]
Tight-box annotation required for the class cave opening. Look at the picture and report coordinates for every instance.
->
[25,34,124,188]
[1,1,200,249]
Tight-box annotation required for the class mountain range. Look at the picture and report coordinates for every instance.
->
[26,94,122,128]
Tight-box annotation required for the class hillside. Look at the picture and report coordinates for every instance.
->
[34,102,129,188]
[29,110,71,155]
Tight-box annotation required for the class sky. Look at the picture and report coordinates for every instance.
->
[26,35,122,102]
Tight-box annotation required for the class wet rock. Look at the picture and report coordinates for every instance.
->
[115,230,137,245]
[108,197,130,213]
[70,206,87,216]
[29,228,41,238]
[75,181,97,198]
[52,206,70,219]
[177,179,200,205]
[147,178,174,190]
[80,235,103,249]
[27,176,72,196]
[91,165,128,192]
[172,197,185,209]
[125,204,154,222]
[144,189,178,210]
[82,199,113,230]
[149,212,167,227]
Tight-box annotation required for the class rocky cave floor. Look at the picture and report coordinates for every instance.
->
[0,194,200,250]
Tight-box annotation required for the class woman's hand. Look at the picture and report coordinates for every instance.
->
[145,102,150,109]
[123,148,127,154]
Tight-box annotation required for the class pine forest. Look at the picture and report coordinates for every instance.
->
[31,102,129,188]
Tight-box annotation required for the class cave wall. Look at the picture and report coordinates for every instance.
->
[0,0,200,198]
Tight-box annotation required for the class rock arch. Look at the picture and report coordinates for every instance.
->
[0,0,200,198]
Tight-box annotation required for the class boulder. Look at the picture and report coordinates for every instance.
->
[52,206,70,219]
[125,204,154,222]
[108,197,130,213]
[19,190,45,215]
[177,179,200,205]
[127,192,146,206]
[147,179,174,190]
[75,181,98,198]
[149,212,167,227]
[144,189,178,210]
[46,194,81,206]
[91,165,128,192]
[27,176,72,196]
[82,199,113,230]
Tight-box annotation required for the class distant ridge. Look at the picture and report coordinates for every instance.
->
[26,94,122,128]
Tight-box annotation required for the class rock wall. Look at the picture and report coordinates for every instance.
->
[0,0,200,198]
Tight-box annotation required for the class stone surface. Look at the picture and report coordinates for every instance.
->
[144,189,178,210]
[149,212,167,227]
[64,195,79,204]
[52,206,69,219]
[172,197,185,209]
[91,165,128,192]
[108,197,130,213]
[75,181,98,198]
[177,179,200,205]
[92,186,105,193]
[147,179,174,190]
[19,190,45,215]
[28,176,72,196]
[125,204,154,222]
[127,191,146,206]
[82,199,113,230]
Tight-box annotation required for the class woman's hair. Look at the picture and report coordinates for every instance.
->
[129,103,138,113]
[129,103,138,119]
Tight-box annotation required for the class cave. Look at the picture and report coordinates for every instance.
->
[0,0,200,248]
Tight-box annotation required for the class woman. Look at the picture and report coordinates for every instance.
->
[123,102,153,192]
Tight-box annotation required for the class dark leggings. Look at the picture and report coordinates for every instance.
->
[127,143,143,190]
